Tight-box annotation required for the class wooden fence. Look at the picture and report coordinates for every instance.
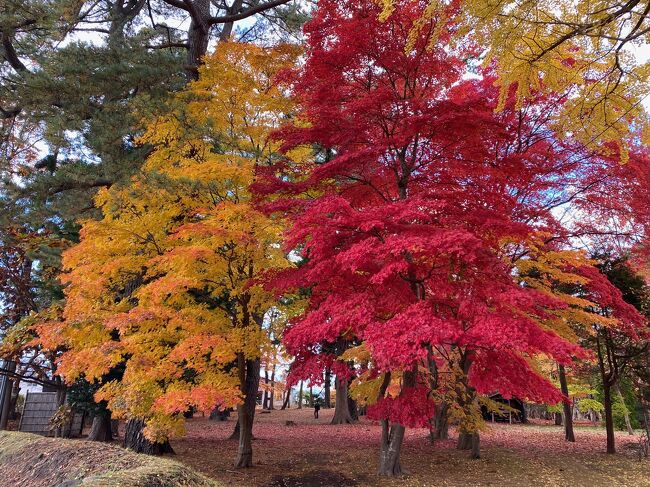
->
[18,391,84,437]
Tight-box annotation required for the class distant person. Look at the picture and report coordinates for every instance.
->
[314,400,321,419]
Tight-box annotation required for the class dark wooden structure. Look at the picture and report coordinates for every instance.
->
[481,393,527,423]
[18,391,84,437]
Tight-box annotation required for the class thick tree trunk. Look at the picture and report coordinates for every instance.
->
[297,381,303,409]
[111,419,119,438]
[348,393,359,421]
[8,379,20,420]
[229,419,240,440]
[186,0,211,80]
[455,351,481,459]
[309,385,314,407]
[558,364,575,442]
[234,357,261,468]
[378,419,405,476]
[471,432,481,459]
[377,370,416,476]
[614,384,634,435]
[457,431,472,450]
[457,431,480,458]
[603,384,616,454]
[235,407,253,468]
[430,402,449,442]
[331,377,353,424]
[124,418,174,455]
[324,368,331,408]
[88,413,113,442]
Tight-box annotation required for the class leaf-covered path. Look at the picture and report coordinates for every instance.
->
[172,408,649,487]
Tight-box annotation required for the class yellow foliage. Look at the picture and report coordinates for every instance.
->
[47,42,304,440]
[515,235,622,340]
[340,343,372,364]
[349,372,387,406]
[376,0,650,161]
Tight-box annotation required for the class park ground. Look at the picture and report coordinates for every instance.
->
[172,408,650,487]
[1,408,649,486]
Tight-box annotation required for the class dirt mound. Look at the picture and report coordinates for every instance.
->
[0,431,218,487]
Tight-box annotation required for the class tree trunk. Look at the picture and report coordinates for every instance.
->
[603,383,616,454]
[262,369,269,410]
[124,418,174,455]
[348,393,359,421]
[377,370,416,476]
[430,402,449,442]
[53,381,67,438]
[309,385,314,407]
[471,432,481,459]
[218,0,243,41]
[554,412,563,426]
[378,419,405,476]
[111,419,119,438]
[596,332,617,454]
[234,357,261,468]
[186,0,211,80]
[88,413,113,442]
[281,388,291,410]
[324,368,331,408]
[558,364,575,441]
[8,379,20,420]
[331,376,353,424]
[229,419,240,440]
[457,431,472,450]
[297,381,303,409]
[456,430,480,458]
[269,364,276,410]
[614,384,634,435]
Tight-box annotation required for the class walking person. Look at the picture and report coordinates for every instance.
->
[314,399,321,419]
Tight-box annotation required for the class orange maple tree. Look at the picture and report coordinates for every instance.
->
[36,42,303,467]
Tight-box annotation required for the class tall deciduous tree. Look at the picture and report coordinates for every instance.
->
[261,0,621,474]
[35,42,302,465]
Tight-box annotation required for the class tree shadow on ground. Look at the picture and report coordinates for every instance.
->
[265,470,359,487]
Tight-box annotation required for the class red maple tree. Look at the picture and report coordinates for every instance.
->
[257,0,647,475]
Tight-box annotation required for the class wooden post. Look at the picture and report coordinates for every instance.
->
[17,390,28,431]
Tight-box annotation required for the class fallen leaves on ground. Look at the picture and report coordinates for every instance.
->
[172,408,650,487]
